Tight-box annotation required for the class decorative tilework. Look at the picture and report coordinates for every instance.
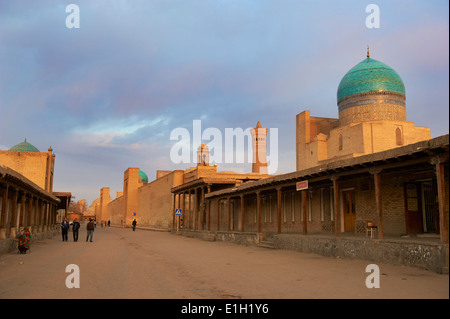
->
[139,169,148,183]
[337,58,405,103]
[8,139,40,152]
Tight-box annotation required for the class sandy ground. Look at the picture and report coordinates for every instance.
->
[0,224,448,300]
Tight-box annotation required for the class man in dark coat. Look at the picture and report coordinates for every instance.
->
[72,218,80,242]
[61,218,69,241]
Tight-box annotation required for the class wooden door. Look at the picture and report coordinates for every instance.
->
[404,183,423,234]
[343,190,356,232]
[421,181,439,233]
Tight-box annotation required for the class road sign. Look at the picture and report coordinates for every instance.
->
[175,208,182,216]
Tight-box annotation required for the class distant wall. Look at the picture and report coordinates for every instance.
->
[137,170,184,229]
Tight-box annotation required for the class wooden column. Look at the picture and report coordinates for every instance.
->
[240,194,245,232]
[276,188,282,234]
[207,199,211,231]
[433,158,449,245]
[187,190,191,229]
[429,154,449,270]
[193,188,198,230]
[332,175,340,238]
[65,196,69,218]
[256,192,261,233]
[172,193,176,229]
[217,199,221,231]
[17,192,25,231]
[26,194,32,227]
[201,187,206,230]
[0,186,9,239]
[36,199,40,232]
[43,203,49,232]
[373,171,384,239]
[181,191,186,219]
[227,197,231,232]
[302,189,308,235]
[7,188,17,238]
[33,197,39,231]
[436,161,449,270]
[206,185,211,231]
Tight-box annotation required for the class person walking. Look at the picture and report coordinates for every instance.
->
[72,218,80,242]
[61,218,69,241]
[86,218,95,242]
[17,227,31,254]
[132,219,137,231]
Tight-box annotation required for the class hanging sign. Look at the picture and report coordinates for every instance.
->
[296,180,308,191]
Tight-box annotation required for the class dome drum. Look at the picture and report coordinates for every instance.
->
[338,91,406,126]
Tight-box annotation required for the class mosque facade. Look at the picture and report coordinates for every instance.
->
[0,140,67,254]
[0,139,56,193]
[296,50,431,171]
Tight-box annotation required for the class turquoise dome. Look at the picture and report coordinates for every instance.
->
[337,57,405,103]
[138,169,148,183]
[9,139,40,152]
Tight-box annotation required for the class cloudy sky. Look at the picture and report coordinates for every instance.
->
[0,0,448,206]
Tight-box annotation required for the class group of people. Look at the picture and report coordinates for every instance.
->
[16,217,136,254]
[60,218,95,243]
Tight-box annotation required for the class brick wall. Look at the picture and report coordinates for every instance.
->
[0,151,49,190]
[137,170,184,229]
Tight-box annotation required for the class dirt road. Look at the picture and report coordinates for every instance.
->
[0,225,448,300]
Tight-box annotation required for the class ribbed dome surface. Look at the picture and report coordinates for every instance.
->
[9,139,40,152]
[139,169,148,183]
[337,57,405,103]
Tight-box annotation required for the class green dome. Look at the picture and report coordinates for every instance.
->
[337,57,405,103]
[138,169,148,183]
[9,139,40,152]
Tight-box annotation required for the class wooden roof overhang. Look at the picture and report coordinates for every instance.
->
[53,192,72,210]
[171,177,242,194]
[0,165,60,204]
[206,135,449,200]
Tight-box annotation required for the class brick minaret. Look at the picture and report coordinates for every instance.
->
[251,121,268,174]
